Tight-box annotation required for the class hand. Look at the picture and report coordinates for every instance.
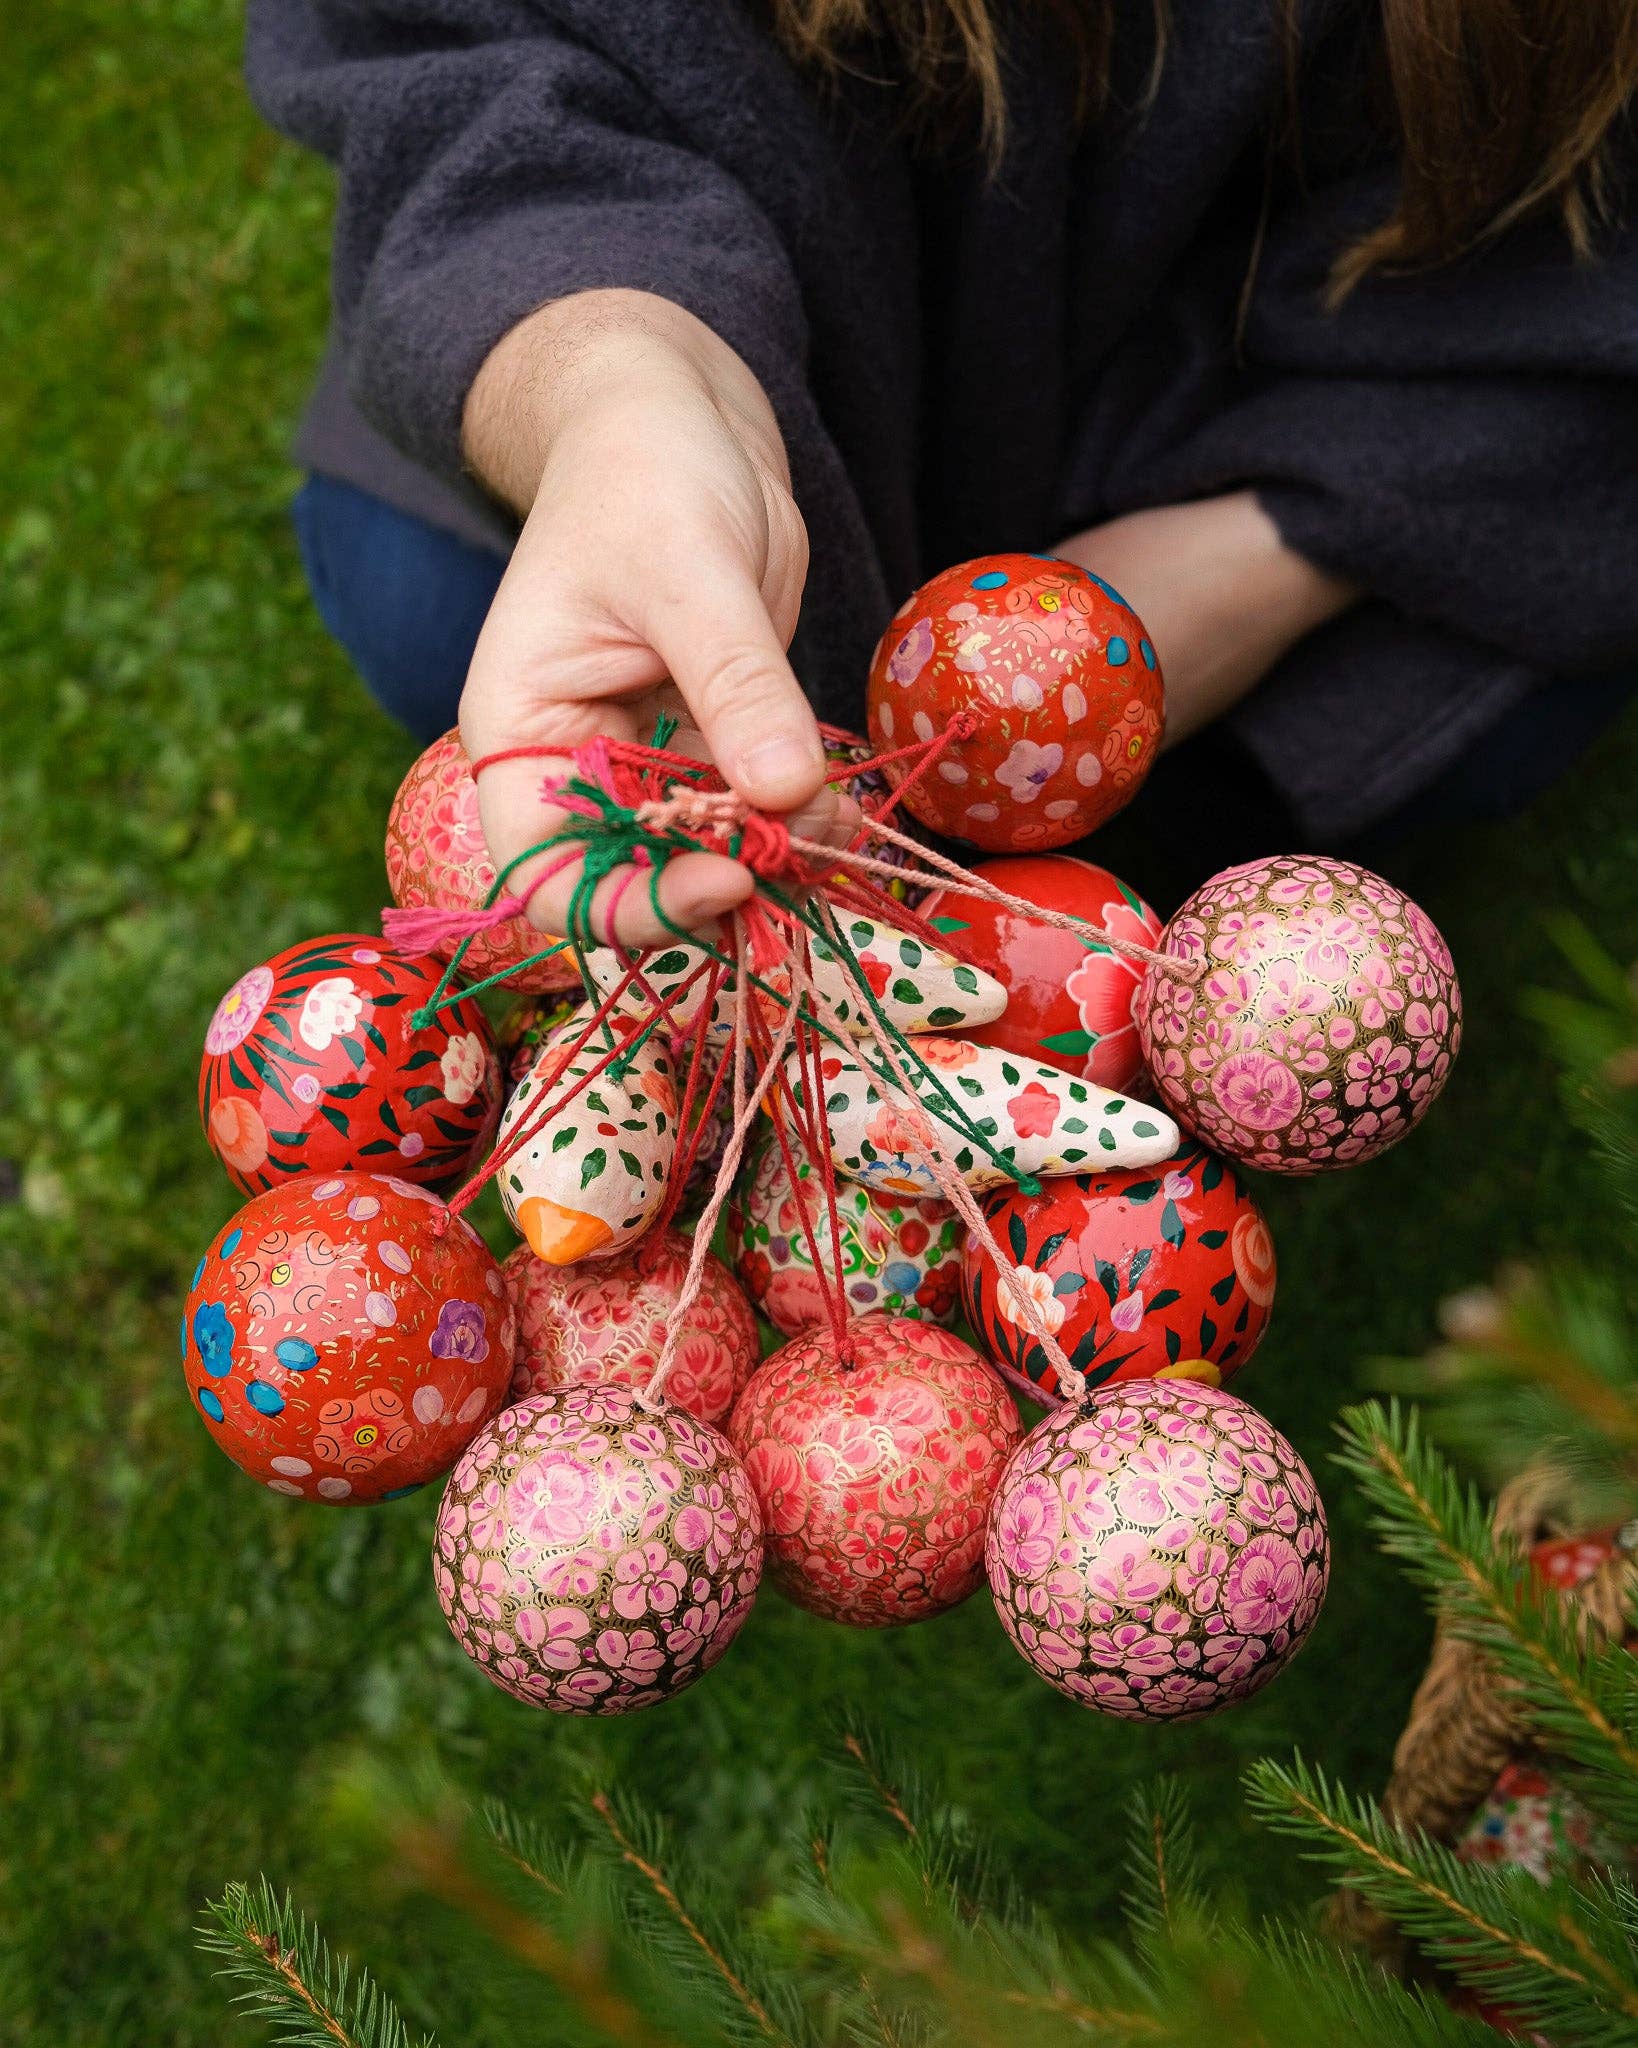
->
[459,290,854,951]
[1052,493,1360,745]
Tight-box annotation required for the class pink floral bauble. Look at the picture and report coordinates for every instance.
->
[385,730,582,995]
[985,1380,1328,1719]
[433,1384,763,1714]
[1137,855,1461,1173]
[728,1314,1022,1627]
[504,1230,760,1426]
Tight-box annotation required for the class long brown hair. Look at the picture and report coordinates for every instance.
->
[762,0,1638,296]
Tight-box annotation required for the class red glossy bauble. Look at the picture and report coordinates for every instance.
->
[504,1230,760,1426]
[182,1172,514,1502]
[962,1141,1275,1398]
[865,554,1164,851]
[385,729,582,994]
[199,934,500,1195]
[920,855,1162,1089]
[727,1314,1022,1626]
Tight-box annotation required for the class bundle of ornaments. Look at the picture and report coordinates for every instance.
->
[184,554,1462,1722]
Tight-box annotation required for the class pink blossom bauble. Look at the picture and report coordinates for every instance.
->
[985,1380,1328,1720]
[728,1314,1022,1627]
[385,730,582,994]
[433,1384,763,1714]
[503,1230,760,1426]
[1137,854,1461,1173]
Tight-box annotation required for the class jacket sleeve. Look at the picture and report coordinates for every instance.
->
[244,0,812,487]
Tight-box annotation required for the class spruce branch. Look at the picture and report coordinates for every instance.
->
[831,1717,1007,1921]
[1247,1756,1638,2046]
[1334,1400,1638,1836]
[1120,1778,1213,1951]
[197,1879,430,2048]
[581,1785,811,2047]
[476,1794,575,1900]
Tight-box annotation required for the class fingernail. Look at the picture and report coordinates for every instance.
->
[736,735,822,804]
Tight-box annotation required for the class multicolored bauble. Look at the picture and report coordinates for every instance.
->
[728,1315,1022,1626]
[727,1130,964,1334]
[866,554,1164,852]
[199,935,500,1194]
[504,1230,760,1426]
[985,1380,1327,1719]
[962,1143,1275,1398]
[920,855,1162,1090]
[385,729,581,994]
[432,1384,763,1713]
[181,1172,514,1502]
[1138,855,1462,1173]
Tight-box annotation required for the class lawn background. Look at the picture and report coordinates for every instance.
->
[2,5,1635,2041]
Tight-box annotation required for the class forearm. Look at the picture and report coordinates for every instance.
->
[1054,492,1361,745]
[463,289,789,516]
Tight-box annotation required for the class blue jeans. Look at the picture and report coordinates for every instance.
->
[292,473,1632,870]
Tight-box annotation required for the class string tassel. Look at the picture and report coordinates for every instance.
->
[381,896,528,952]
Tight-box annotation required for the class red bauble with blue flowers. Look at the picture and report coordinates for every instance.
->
[181,1172,514,1503]
[961,1143,1276,1399]
[199,934,500,1195]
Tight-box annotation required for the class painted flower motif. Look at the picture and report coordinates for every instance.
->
[914,1035,980,1072]
[191,1300,236,1377]
[208,1095,269,1175]
[297,975,364,1052]
[429,1298,490,1364]
[888,616,935,685]
[1211,1051,1303,1131]
[1006,1082,1061,1139]
[1230,1211,1277,1307]
[1344,1036,1413,1110]
[611,1540,688,1619]
[205,965,274,1055]
[313,1387,413,1470]
[997,1263,1066,1335]
[865,1099,931,1160]
[1223,1533,1303,1634]
[994,738,1064,804]
[1109,1290,1145,1335]
[440,1031,489,1106]
[292,1072,322,1106]
[509,1452,599,1547]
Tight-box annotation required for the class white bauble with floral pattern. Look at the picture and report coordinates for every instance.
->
[985,1380,1328,1720]
[433,1384,763,1714]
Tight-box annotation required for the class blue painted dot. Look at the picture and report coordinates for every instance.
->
[1106,636,1130,667]
[1139,638,1157,670]
[192,1257,206,1289]
[180,1314,189,1360]
[198,1388,225,1422]
[1085,570,1129,607]
[193,1300,236,1377]
[970,570,1010,589]
[381,1483,424,1502]
[883,1260,922,1294]
[246,1380,286,1416]
[220,1228,242,1259]
[275,1337,319,1372]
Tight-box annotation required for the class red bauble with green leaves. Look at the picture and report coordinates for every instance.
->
[199,935,500,1194]
[920,854,1162,1090]
[961,1142,1276,1399]
[181,1171,515,1503]
[865,554,1164,852]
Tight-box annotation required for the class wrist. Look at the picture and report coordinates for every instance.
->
[463,289,781,514]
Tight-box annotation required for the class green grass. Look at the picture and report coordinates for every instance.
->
[2,5,1635,2041]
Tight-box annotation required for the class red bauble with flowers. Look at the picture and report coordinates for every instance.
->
[919,854,1162,1090]
[961,1142,1275,1399]
[727,1315,1022,1626]
[865,554,1163,852]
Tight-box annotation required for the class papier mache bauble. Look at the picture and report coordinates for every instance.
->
[200,935,500,1194]
[432,1384,763,1713]
[385,729,581,994]
[920,855,1163,1090]
[962,1143,1275,1398]
[985,1381,1327,1720]
[182,1172,514,1502]
[504,1230,760,1426]
[727,1131,964,1334]
[821,724,925,902]
[728,1315,1022,1626]
[1138,855,1462,1174]
[866,554,1164,852]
